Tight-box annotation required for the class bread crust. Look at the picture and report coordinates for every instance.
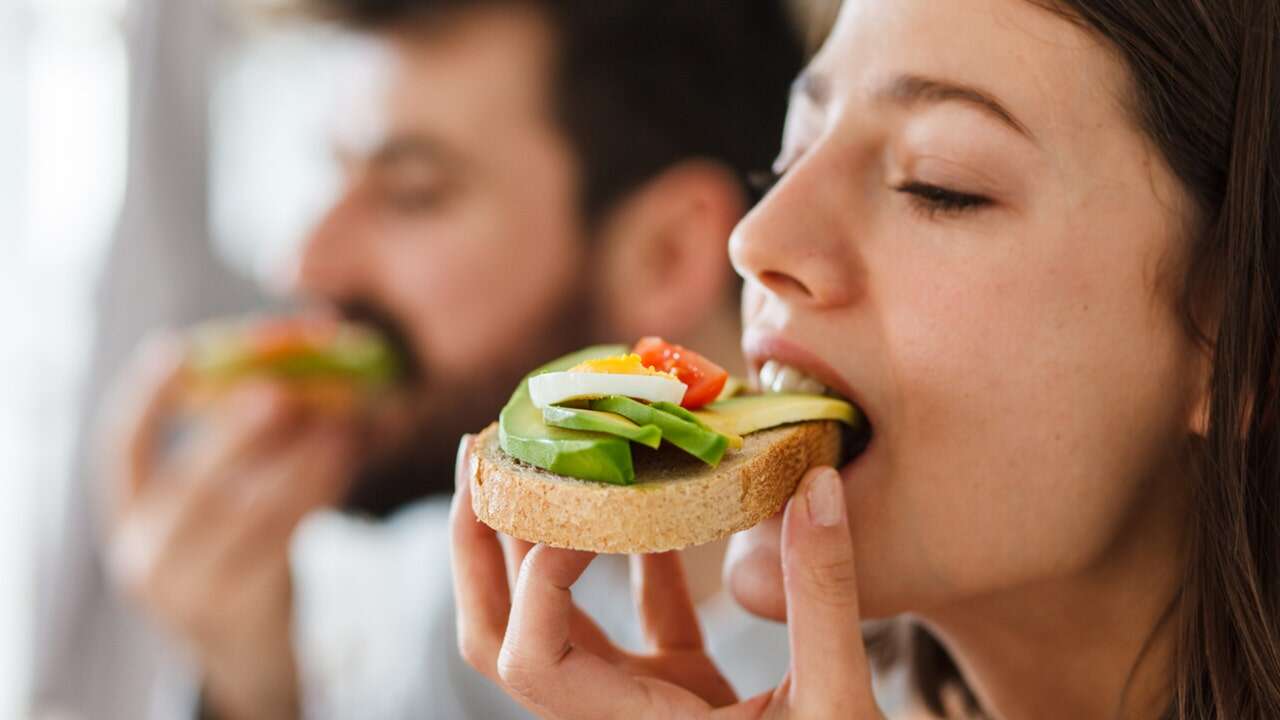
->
[469,420,842,553]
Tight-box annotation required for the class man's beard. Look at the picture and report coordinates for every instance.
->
[338,285,599,517]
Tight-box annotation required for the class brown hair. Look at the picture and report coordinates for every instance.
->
[290,0,803,223]
[884,1,1280,717]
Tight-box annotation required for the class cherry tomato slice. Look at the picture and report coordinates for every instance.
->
[633,336,728,409]
[250,317,337,362]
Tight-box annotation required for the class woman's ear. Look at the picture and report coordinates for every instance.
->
[589,160,746,340]
[1188,346,1213,437]
[1190,382,1211,437]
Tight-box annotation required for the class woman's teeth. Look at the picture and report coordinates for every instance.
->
[759,358,874,464]
[758,359,828,395]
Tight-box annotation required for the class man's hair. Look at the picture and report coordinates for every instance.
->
[296,0,805,221]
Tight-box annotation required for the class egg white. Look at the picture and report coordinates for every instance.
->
[529,371,687,409]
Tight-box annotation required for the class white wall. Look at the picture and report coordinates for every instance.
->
[0,2,33,716]
[0,0,128,715]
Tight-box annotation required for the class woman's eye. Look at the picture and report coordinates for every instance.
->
[896,182,992,218]
[745,169,782,205]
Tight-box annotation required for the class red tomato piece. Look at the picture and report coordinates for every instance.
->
[250,317,337,362]
[633,336,728,409]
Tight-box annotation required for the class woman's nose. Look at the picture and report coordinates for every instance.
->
[728,160,858,310]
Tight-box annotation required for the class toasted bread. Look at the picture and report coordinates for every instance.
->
[469,419,842,553]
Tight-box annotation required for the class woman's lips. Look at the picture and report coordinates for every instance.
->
[744,331,876,466]
[742,332,870,421]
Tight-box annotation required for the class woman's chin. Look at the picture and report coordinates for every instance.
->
[724,515,787,621]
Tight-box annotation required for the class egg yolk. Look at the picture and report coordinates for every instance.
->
[570,353,676,377]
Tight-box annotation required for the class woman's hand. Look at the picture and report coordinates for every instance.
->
[449,435,884,719]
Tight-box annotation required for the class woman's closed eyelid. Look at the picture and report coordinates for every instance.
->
[746,169,782,205]
[771,147,799,174]
[903,152,1009,195]
[895,181,993,218]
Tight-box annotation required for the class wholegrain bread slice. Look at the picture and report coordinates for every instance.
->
[469,419,842,553]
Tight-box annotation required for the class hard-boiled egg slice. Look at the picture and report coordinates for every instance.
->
[569,353,673,376]
[529,372,687,408]
[529,354,687,408]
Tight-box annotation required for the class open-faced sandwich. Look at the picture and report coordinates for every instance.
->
[183,315,401,409]
[469,337,865,553]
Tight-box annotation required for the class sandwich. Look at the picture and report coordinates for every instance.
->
[470,337,864,553]
[183,315,401,409]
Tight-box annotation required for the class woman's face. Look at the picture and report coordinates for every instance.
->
[727,0,1205,620]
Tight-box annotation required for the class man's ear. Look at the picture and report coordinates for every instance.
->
[590,159,745,340]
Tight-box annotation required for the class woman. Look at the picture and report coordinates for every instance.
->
[450,0,1280,717]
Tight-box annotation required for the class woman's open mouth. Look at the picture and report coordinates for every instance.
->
[754,358,874,468]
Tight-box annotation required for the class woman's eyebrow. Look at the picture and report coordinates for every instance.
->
[876,74,1035,142]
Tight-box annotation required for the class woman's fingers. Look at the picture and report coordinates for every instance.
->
[631,552,704,651]
[500,545,657,718]
[780,466,880,718]
[503,545,595,665]
[503,533,619,658]
[449,435,513,681]
[501,535,535,589]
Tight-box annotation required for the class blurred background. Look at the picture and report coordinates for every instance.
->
[3,1,376,713]
[2,1,841,717]
[2,1,132,714]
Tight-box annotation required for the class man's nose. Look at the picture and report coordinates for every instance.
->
[728,153,860,310]
[292,191,365,300]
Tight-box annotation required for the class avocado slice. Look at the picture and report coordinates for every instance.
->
[693,393,860,437]
[590,396,730,466]
[499,345,636,485]
[649,401,704,426]
[651,401,743,449]
[542,406,662,449]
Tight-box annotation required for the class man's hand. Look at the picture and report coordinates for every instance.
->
[450,434,885,719]
[100,336,358,720]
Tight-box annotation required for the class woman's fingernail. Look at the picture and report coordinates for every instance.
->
[455,434,474,490]
[806,467,845,528]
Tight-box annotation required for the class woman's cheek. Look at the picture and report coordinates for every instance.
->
[725,513,787,621]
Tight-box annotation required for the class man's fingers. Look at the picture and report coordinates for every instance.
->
[167,382,297,492]
[499,545,655,718]
[631,552,704,651]
[217,420,358,571]
[159,383,299,540]
[449,435,514,681]
[780,466,879,717]
[109,334,188,511]
[258,418,357,510]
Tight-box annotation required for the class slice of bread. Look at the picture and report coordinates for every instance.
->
[469,420,842,554]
